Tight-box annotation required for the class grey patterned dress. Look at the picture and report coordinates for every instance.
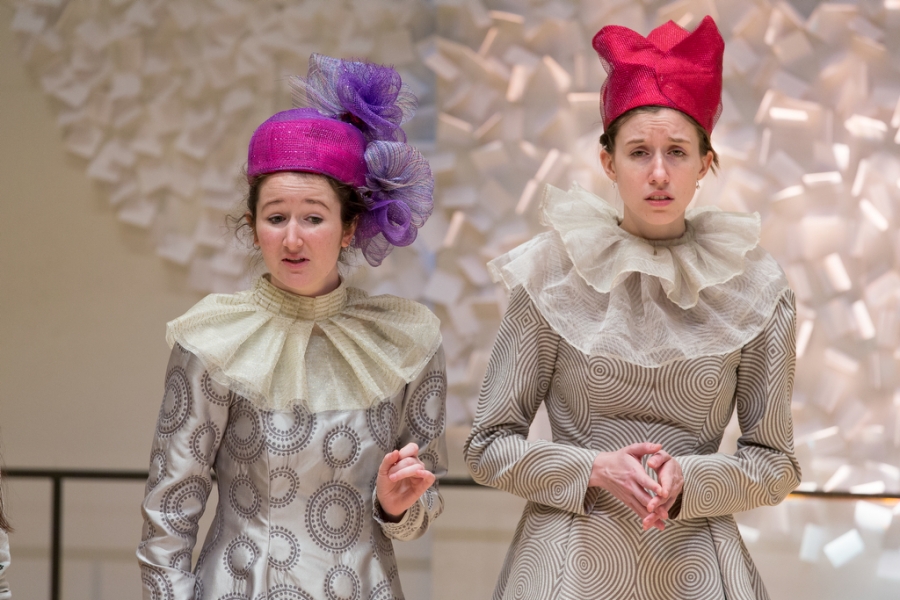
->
[465,285,801,600]
[137,282,447,600]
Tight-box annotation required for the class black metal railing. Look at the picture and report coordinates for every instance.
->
[2,467,898,600]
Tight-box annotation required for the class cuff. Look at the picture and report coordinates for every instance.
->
[372,490,426,541]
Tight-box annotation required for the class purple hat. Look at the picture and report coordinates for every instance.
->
[245,54,434,267]
[247,108,367,187]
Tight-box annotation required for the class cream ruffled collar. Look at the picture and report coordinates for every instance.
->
[489,183,790,367]
[166,276,442,412]
[543,182,761,309]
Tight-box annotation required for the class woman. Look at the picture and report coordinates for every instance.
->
[465,17,801,600]
[138,54,446,600]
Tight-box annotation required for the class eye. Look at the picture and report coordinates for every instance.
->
[670,149,686,157]
[267,215,285,224]
[307,216,324,225]
[630,149,647,157]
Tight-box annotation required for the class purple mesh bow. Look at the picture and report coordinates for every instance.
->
[291,54,417,143]
[355,141,434,266]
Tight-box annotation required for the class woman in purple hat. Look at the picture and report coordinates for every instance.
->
[137,54,445,600]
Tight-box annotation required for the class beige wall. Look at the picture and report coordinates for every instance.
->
[0,9,202,473]
[0,5,203,595]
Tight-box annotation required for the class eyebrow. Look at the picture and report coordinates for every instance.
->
[259,197,332,211]
[624,137,692,145]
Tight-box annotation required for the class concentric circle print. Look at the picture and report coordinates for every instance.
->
[189,420,221,465]
[269,467,299,509]
[263,405,316,455]
[228,474,261,519]
[146,449,167,492]
[140,565,175,600]
[636,526,722,600]
[157,366,191,436]
[223,534,259,580]
[657,357,723,425]
[169,548,192,572]
[406,372,446,441]
[200,370,234,406]
[368,581,396,600]
[267,525,300,571]
[305,481,364,553]
[267,584,315,600]
[325,565,362,600]
[564,518,637,598]
[323,426,362,469]
[224,399,264,463]
[160,475,210,538]
[366,401,399,452]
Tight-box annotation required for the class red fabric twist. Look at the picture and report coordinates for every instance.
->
[592,16,724,133]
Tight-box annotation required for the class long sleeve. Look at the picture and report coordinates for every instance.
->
[674,291,802,520]
[373,347,448,541]
[0,528,10,600]
[136,345,230,597]
[464,287,599,516]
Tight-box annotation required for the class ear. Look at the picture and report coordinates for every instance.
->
[697,151,713,180]
[600,147,617,183]
[245,212,259,246]
[341,218,358,248]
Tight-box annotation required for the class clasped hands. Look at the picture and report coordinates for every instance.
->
[589,442,684,531]
[375,442,435,523]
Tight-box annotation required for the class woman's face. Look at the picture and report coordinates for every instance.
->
[252,172,355,297]
[600,108,713,239]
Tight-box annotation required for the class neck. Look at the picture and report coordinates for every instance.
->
[619,211,686,240]
[269,269,342,298]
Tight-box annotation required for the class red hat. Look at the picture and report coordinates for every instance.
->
[592,16,724,133]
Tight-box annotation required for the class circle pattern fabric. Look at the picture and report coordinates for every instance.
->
[263,405,317,455]
[157,366,191,436]
[161,476,211,538]
[405,371,446,442]
[305,482,364,553]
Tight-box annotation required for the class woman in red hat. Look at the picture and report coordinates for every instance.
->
[466,17,800,600]
[137,54,445,600]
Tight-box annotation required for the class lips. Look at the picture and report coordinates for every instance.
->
[645,194,674,207]
[282,257,308,266]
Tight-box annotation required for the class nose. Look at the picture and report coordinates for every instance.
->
[649,153,669,185]
[283,220,303,251]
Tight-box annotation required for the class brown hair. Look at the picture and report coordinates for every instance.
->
[234,171,368,263]
[599,105,720,173]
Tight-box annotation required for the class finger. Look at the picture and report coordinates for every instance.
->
[642,512,661,530]
[629,483,656,509]
[623,442,662,459]
[390,464,431,481]
[417,470,436,488]
[378,450,400,476]
[388,457,423,475]
[630,469,663,497]
[647,451,671,470]
[396,442,420,459]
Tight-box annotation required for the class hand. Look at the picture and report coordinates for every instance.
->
[375,443,435,522]
[646,450,683,524]
[589,442,667,531]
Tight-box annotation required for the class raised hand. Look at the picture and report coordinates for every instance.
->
[589,442,668,531]
[375,442,436,522]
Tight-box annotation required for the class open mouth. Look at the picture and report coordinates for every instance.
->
[283,258,308,265]
[645,194,674,206]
